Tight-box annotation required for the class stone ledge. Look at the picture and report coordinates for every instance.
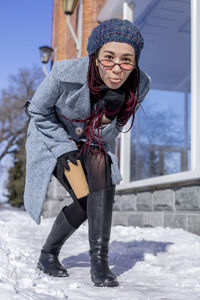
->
[116,171,200,193]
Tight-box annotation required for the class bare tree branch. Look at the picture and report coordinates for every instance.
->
[0,65,44,161]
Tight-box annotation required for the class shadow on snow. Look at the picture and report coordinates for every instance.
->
[62,239,173,276]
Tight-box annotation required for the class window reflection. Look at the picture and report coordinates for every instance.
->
[130,0,191,180]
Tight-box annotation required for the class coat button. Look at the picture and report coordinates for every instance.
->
[75,127,83,136]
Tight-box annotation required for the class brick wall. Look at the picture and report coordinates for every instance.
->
[52,0,107,59]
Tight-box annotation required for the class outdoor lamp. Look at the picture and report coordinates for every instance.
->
[39,46,54,76]
[62,0,81,58]
[39,46,53,64]
[62,0,79,15]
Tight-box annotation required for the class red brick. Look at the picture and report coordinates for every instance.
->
[52,0,107,60]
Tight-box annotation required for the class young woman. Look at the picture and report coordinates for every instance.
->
[24,18,150,287]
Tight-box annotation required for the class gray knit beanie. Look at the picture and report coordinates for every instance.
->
[87,18,144,61]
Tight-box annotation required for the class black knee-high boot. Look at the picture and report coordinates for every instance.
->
[37,204,87,277]
[87,187,119,287]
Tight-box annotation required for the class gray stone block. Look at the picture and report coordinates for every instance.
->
[47,177,68,200]
[188,214,200,235]
[136,192,152,211]
[163,213,186,230]
[128,213,143,227]
[112,212,129,226]
[175,186,200,211]
[56,184,68,199]
[114,194,136,211]
[113,201,120,211]
[143,212,163,227]
[42,199,66,218]
[153,189,174,211]
[46,181,55,199]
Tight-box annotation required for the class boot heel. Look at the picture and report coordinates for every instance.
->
[91,274,119,287]
[37,253,69,277]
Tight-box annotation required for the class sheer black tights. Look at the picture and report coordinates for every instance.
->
[53,148,112,228]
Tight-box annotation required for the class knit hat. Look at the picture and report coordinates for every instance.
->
[87,18,144,61]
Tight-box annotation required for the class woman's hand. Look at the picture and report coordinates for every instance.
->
[102,88,126,121]
[58,150,79,171]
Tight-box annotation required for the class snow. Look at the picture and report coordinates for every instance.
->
[0,208,200,300]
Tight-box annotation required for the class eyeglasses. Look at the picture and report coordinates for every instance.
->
[98,59,135,71]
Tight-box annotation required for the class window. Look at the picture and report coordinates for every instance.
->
[130,0,191,180]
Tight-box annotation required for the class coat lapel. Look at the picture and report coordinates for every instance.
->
[56,57,91,120]
[66,82,91,119]
[56,56,89,85]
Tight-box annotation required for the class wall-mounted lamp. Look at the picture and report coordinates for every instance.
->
[62,0,79,15]
[39,45,54,76]
[62,0,82,58]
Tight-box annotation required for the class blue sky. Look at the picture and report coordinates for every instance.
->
[0,0,53,91]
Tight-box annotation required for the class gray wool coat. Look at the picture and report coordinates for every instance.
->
[24,56,150,224]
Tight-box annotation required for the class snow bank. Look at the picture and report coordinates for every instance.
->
[0,208,200,300]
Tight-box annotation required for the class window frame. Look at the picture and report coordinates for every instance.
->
[118,0,200,189]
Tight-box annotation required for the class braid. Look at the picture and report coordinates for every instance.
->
[87,54,104,102]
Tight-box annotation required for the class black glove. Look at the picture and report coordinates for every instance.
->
[58,150,79,171]
[102,87,126,120]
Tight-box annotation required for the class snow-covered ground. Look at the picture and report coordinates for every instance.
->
[0,208,200,300]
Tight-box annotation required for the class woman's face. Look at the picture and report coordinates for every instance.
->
[96,42,136,89]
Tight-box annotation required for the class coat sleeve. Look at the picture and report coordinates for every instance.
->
[93,118,122,143]
[28,62,78,159]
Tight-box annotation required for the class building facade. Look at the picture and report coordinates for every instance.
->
[51,0,107,59]
[43,0,200,235]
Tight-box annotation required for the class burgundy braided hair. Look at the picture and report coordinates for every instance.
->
[60,53,141,154]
